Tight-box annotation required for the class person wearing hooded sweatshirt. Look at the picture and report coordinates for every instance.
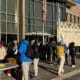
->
[18,39,32,80]
[56,41,65,77]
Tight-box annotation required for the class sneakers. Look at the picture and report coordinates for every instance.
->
[51,63,53,66]
[62,70,64,74]
[71,65,76,68]
[33,76,38,79]
[57,74,63,80]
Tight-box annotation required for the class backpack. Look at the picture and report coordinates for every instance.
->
[25,44,33,59]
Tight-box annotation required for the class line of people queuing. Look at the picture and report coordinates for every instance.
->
[0,39,77,80]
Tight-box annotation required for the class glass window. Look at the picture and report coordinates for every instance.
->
[46,21,53,27]
[60,3,66,21]
[1,21,6,33]
[52,27,57,35]
[7,22,16,33]
[46,27,53,34]
[1,13,6,21]
[47,1,57,35]
[34,1,42,18]
[35,19,42,26]
[47,3,53,20]
[7,14,15,22]
[1,0,6,12]
[53,4,57,20]
[30,0,34,17]
[7,0,15,13]
[53,21,57,26]
[25,0,29,16]
[25,0,66,36]
[35,26,42,32]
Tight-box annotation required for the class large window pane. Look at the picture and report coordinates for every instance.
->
[7,14,15,22]
[1,0,6,12]
[25,0,29,16]
[34,1,42,18]
[1,22,6,33]
[47,3,53,20]
[1,13,6,21]
[35,19,42,26]
[7,0,15,13]
[35,26,42,32]
[60,3,66,21]
[30,0,34,17]
[46,21,53,27]
[46,27,53,34]
[53,3,57,20]
[7,22,16,33]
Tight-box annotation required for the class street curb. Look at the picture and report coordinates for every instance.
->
[51,68,80,80]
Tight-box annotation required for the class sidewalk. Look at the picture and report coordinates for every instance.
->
[30,54,80,80]
[1,54,80,80]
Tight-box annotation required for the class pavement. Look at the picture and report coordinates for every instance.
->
[30,53,80,80]
[1,53,80,80]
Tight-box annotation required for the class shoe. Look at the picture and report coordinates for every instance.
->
[51,63,53,66]
[57,74,63,80]
[62,70,64,74]
[72,65,76,68]
[34,76,38,79]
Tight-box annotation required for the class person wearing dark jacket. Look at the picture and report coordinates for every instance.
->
[31,40,39,78]
[69,42,76,67]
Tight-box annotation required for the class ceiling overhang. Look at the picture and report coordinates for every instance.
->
[66,0,76,7]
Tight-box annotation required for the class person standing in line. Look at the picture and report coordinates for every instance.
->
[69,42,76,67]
[56,41,65,76]
[13,40,18,55]
[64,43,69,65]
[31,40,39,78]
[0,41,7,61]
[50,40,57,66]
[18,39,32,80]
[6,41,15,77]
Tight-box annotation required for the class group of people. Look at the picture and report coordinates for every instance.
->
[18,39,39,80]
[0,40,19,77]
[18,38,76,80]
[0,38,77,80]
[45,40,76,77]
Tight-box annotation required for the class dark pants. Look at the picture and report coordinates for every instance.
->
[65,53,68,65]
[71,54,75,65]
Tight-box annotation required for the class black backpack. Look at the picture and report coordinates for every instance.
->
[25,44,33,59]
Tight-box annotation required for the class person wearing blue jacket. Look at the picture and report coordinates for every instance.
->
[19,39,32,80]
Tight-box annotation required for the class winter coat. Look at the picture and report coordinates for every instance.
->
[18,40,32,62]
[31,42,39,59]
[69,42,75,56]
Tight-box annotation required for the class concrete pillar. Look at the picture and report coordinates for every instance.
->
[19,0,25,42]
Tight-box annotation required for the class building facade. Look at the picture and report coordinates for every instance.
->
[57,0,80,46]
[0,0,66,44]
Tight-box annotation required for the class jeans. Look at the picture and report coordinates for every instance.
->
[58,56,65,75]
[22,62,30,80]
[33,58,39,77]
